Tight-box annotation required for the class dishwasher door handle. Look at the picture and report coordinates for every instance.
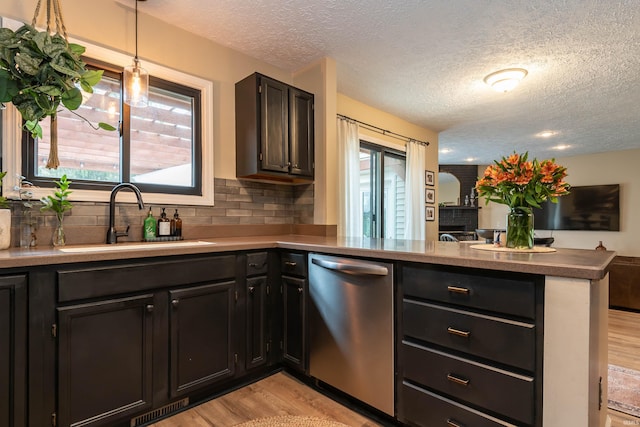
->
[311,257,389,276]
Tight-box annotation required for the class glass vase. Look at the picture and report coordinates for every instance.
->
[20,210,37,248]
[506,207,534,249]
[52,215,66,247]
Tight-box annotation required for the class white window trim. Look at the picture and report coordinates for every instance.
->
[2,37,214,206]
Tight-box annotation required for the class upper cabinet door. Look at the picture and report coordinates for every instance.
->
[235,72,314,183]
[260,77,290,173]
[289,88,314,177]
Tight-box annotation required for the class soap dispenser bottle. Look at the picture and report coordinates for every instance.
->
[143,208,156,240]
[172,209,182,237]
[157,208,171,236]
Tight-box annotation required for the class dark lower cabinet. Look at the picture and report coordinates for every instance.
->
[169,282,236,397]
[0,275,27,427]
[57,295,154,427]
[245,276,268,370]
[53,254,239,427]
[282,275,307,371]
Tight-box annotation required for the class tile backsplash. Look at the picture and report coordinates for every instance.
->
[10,178,314,247]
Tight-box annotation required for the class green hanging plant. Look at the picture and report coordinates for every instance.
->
[0,24,116,139]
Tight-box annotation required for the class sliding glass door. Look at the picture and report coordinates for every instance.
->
[359,143,406,239]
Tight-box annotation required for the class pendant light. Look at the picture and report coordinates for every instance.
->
[124,0,149,107]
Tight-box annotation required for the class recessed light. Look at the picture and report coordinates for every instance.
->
[484,68,528,92]
[465,157,476,162]
[552,144,570,150]
[536,130,558,138]
[439,148,452,154]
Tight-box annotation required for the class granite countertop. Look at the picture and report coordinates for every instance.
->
[0,235,615,280]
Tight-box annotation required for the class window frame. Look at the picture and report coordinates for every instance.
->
[2,34,214,206]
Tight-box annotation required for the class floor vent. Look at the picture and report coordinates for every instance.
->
[130,398,189,426]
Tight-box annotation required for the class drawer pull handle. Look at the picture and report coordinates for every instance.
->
[249,262,267,269]
[447,285,470,295]
[285,261,297,267]
[447,327,470,338]
[447,373,470,386]
[446,419,465,427]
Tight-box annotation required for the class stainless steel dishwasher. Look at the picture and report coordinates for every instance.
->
[308,253,394,416]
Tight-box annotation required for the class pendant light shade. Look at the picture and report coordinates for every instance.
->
[124,58,149,107]
[124,0,148,107]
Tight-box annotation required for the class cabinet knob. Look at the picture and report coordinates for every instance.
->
[248,286,255,294]
[146,304,154,313]
[297,287,303,294]
[171,299,179,308]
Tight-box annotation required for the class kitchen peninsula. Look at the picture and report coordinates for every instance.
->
[1,235,612,427]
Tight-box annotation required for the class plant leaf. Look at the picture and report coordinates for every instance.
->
[98,122,117,131]
[14,52,41,76]
[81,69,103,87]
[61,87,82,110]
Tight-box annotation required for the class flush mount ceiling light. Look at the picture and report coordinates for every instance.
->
[484,68,528,93]
[536,130,558,138]
[124,0,149,107]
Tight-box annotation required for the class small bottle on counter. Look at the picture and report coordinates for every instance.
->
[595,241,607,251]
[143,208,156,240]
[172,209,182,237]
[157,208,171,236]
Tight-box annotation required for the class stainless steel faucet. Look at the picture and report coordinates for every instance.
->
[106,183,145,244]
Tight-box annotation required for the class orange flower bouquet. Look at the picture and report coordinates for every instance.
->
[475,152,570,249]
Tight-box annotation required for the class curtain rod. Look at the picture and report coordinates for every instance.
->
[337,114,430,146]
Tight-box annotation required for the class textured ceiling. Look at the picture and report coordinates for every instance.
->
[134,0,640,164]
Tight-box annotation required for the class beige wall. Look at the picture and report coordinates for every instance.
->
[337,94,440,240]
[478,148,640,256]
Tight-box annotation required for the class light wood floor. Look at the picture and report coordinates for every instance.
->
[152,309,640,427]
[608,309,640,427]
[149,372,382,427]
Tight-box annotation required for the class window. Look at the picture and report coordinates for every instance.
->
[23,62,202,195]
[1,17,214,205]
[359,142,406,238]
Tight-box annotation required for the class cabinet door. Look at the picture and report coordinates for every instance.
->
[289,88,314,177]
[57,294,154,427]
[260,77,289,173]
[169,281,236,397]
[246,276,267,370]
[0,276,27,427]
[282,275,307,371]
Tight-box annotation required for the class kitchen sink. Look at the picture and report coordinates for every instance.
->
[57,240,216,253]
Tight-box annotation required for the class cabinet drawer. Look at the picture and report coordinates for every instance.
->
[400,382,517,427]
[403,300,535,371]
[281,252,306,277]
[247,252,269,276]
[58,255,236,302]
[403,341,534,424]
[403,264,536,319]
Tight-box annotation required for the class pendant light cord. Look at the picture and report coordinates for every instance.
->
[134,0,139,61]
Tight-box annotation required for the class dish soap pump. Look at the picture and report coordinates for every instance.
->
[143,208,156,240]
[157,208,171,237]
[172,209,182,237]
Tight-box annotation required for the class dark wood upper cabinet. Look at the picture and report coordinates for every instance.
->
[236,73,314,183]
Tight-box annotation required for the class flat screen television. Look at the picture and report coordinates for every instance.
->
[533,184,620,231]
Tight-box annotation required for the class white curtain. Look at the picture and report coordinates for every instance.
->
[404,140,426,240]
[337,118,362,237]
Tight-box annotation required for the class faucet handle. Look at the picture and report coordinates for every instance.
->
[116,225,130,238]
